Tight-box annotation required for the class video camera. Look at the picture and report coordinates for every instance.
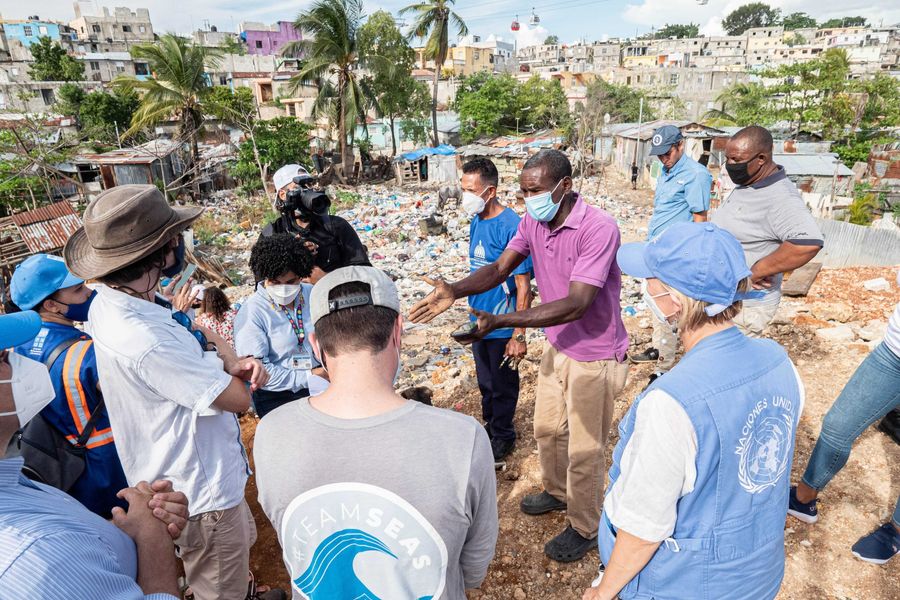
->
[280,174,331,220]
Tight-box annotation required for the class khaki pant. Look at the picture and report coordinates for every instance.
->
[734,298,780,338]
[176,499,257,600]
[534,343,629,539]
[651,319,678,373]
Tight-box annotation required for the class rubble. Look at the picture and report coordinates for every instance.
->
[862,277,891,292]
[815,325,855,343]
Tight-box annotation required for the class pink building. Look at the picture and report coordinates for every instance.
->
[240,21,301,56]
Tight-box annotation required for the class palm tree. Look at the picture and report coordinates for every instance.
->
[401,0,467,146]
[286,0,368,178]
[703,82,770,127]
[113,34,222,198]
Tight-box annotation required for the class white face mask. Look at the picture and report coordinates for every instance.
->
[0,352,56,429]
[641,280,677,327]
[461,188,489,216]
[267,283,302,306]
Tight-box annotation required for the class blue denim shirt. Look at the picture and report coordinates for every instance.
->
[234,284,318,393]
[648,154,712,240]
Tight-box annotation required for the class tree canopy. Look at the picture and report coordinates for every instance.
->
[819,16,867,28]
[231,117,313,195]
[28,37,84,82]
[544,35,559,45]
[653,23,699,39]
[781,12,817,30]
[57,84,139,145]
[721,3,781,35]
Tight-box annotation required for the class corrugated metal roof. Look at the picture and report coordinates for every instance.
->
[10,203,82,254]
[775,153,854,177]
[77,139,182,165]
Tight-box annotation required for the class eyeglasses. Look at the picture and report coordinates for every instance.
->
[172,311,209,350]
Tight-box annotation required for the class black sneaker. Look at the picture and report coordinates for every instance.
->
[629,348,659,364]
[520,490,567,515]
[544,525,595,562]
[491,438,514,461]
[877,409,900,446]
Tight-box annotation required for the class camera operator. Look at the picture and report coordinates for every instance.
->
[260,164,370,283]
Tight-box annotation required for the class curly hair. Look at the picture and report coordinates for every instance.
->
[249,233,314,282]
[200,286,231,321]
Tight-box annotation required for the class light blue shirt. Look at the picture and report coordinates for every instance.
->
[0,457,176,599]
[234,284,318,393]
[647,154,712,240]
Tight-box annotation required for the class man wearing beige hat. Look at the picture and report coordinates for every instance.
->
[64,185,280,600]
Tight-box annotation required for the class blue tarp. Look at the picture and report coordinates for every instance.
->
[398,144,456,162]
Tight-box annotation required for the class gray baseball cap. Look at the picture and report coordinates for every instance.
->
[649,125,684,156]
[310,266,400,325]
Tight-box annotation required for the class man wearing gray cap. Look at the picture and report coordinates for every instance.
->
[630,125,711,385]
[255,266,498,600]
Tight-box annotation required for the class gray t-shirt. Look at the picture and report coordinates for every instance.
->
[254,398,498,600]
[712,168,823,304]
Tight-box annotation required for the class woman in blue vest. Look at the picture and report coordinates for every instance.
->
[584,222,804,600]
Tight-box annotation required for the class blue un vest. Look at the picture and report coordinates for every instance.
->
[598,327,801,600]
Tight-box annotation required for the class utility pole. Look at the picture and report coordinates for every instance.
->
[634,97,644,167]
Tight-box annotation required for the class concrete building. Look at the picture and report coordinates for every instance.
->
[415,36,515,76]
[745,26,785,68]
[768,44,825,67]
[192,27,239,49]
[70,5,154,46]
[239,21,301,56]
[517,43,564,72]
[78,51,149,82]
[693,36,747,70]
[0,18,65,47]
[592,41,620,69]
[622,40,657,68]
[0,79,102,111]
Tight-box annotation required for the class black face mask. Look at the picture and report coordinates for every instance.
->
[725,158,757,187]
[161,235,186,278]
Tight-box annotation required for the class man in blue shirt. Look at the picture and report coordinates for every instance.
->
[0,309,189,599]
[460,158,533,462]
[630,125,711,386]
[10,253,128,518]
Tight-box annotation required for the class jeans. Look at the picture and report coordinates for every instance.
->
[801,342,900,527]
[472,338,520,442]
[252,387,309,419]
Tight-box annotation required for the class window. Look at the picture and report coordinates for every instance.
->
[116,65,125,73]
[669,73,678,85]
[122,25,132,33]
[134,62,149,75]
[92,24,101,33]
[259,83,273,102]
[23,26,33,36]
[41,88,55,105]
[90,43,97,52]
[89,61,100,70]
[39,26,48,36]
[219,75,227,85]
[139,26,146,33]
[255,40,263,49]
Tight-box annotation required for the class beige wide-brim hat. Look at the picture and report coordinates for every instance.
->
[64,184,204,280]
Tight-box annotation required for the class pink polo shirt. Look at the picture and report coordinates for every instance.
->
[506,194,629,362]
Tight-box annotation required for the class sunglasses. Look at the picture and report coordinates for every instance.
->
[172,311,209,350]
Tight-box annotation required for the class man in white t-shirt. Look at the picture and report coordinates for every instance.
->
[64,185,276,600]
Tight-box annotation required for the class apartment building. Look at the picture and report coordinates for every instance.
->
[592,41,620,69]
[239,21,301,56]
[69,6,154,46]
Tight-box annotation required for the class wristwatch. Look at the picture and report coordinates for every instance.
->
[515,333,526,343]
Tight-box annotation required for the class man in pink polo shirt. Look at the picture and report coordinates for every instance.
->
[411,149,629,563]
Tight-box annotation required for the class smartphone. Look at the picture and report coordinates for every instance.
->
[171,263,197,293]
[450,321,478,340]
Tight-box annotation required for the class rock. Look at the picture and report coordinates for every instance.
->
[815,325,855,343]
[809,302,854,323]
[800,539,812,548]
[407,355,429,368]
[513,588,527,600]
[862,277,890,292]
[858,319,887,342]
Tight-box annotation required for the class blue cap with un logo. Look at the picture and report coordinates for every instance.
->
[649,125,684,156]
[616,222,764,316]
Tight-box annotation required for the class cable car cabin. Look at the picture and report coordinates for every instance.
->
[529,10,540,25]
[511,18,520,32]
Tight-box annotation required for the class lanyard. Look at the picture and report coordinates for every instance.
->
[268,294,306,348]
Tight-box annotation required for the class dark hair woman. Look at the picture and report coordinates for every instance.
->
[194,286,238,349]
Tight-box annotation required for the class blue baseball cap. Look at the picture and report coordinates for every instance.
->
[0,310,42,347]
[617,222,763,316]
[10,254,84,311]
[649,125,684,156]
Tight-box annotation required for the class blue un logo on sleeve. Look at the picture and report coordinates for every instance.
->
[280,482,449,599]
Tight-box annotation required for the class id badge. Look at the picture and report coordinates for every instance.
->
[291,354,313,371]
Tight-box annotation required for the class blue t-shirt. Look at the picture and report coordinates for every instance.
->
[15,322,128,518]
[468,207,533,340]
[647,154,712,240]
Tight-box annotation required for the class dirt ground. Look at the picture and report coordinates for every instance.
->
[233,172,898,599]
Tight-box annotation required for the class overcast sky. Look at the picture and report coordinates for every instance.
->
[12,0,900,48]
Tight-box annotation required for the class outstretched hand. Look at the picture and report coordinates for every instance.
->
[409,276,456,324]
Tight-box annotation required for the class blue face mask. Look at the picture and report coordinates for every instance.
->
[57,289,97,323]
[525,179,564,222]
[161,235,186,278]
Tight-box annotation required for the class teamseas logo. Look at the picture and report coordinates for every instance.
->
[734,396,795,494]
[280,482,448,600]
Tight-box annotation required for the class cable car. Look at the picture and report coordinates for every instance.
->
[529,9,540,26]
[696,0,708,4]
[511,16,520,32]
